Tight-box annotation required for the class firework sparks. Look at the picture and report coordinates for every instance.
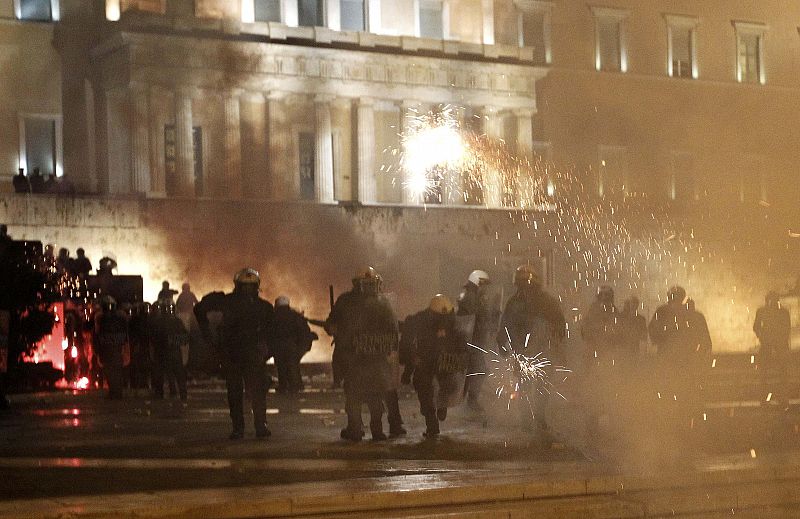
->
[390,104,795,352]
[469,329,571,414]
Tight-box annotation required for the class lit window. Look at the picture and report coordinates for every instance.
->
[19,115,62,179]
[298,0,324,27]
[665,15,698,79]
[518,1,553,64]
[592,7,628,72]
[418,0,443,39]
[734,21,766,84]
[340,0,365,31]
[18,0,53,20]
[254,0,281,22]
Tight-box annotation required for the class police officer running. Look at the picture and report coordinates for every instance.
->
[194,268,274,439]
[327,267,399,441]
[404,294,468,438]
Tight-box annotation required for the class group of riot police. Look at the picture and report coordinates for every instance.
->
[94,297,190,401]
[133,263,792,443]
[191,263,567,441]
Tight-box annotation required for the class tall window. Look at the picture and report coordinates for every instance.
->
[18,0,53,20]
[418,0,443,39]
[298,132,316,200]
[734,22,766,84]
[22,117,56,177]
[521,10,546,63]
[254,0,281,22]
[340,0,365,31]
[592,7,628,72]
[298,0,324,27]
[666,15,698,79]
[597,145,628,198]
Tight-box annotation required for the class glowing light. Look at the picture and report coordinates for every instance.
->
[70,346,78,359]
[75,377,90,390]
[402,117,466,200]
[105,0,120,21]
[61,338,69,351]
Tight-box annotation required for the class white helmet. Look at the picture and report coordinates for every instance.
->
[275,295,290,307]
[468,270,490,286]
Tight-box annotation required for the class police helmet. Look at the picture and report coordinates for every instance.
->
[514,265,540,287]
[275,295,290,307]
[353,266,382,294]
[766,291,780,305]
[429,294,454,315]
[667,285,686,304]
[234,268,261,287]
[468,270,490,287]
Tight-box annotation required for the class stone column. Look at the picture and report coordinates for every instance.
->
[515,108,534,161]
[240,92,268,198]
[174,86,194,197]
[356,97,376,204]
[400,100,422,205]
[481,0,495,45]
[267,91,290,199]
[314,95,335,204]
[223,90,243,199]
[481,106,503,208]
[444,105,467,205]
[148,86,166,196]
[129,82,151,195]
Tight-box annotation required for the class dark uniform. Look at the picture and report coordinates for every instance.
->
[273,301,316,394]
[457,272,499,412]
[648,288,711,426]
[580,288,620,434]
[95,301,128,399]
[498,266,566,430]
[404,296,467,437]
[328,270,399,441]
[753,292,791,403]
[194,269,274,439]
[128,303,152,391]
[151,305,189,401]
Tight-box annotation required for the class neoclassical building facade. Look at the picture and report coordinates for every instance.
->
[43,0,549,208]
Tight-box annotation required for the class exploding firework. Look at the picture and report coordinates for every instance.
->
[468,328,571,415]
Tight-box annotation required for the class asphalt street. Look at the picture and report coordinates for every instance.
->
[1,373,799,507]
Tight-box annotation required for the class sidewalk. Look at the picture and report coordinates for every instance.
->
[1,452,800,518]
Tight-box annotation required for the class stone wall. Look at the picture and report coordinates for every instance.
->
[2,194,796,359]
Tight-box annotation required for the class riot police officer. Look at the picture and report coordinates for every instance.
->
[194,268,274,439]
[648,286,711,428]
[404,294,468,438]
[457,270,499,414]
[327,268,399,441]
[151,302,189,402]
[581,285,620,435]
[498,265,566,432]
[94,296,128,399]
